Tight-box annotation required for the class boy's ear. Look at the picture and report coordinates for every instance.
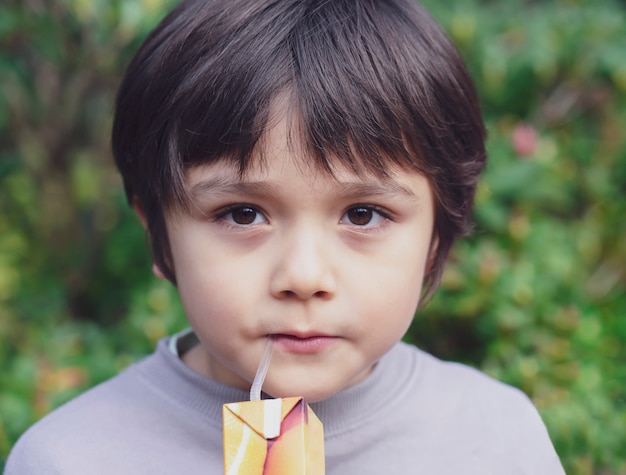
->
[132,198,148,229]
[426,234,440,274]
[150,263,167,281]
[132,198,167,281]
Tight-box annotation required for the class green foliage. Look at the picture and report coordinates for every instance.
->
[1,0,625,473]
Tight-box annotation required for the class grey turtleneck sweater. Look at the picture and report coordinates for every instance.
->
[5,335,565,474]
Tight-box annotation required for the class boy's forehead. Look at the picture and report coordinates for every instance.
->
[181,102,432,202]
[185,108,421,185]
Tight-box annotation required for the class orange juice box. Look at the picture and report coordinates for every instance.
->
[223,397,324,474]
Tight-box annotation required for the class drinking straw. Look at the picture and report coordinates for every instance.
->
[250,336,275,401]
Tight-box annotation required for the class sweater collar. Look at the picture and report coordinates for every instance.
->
[139,334,419,435]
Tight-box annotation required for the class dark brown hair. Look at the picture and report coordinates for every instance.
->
[112,0,487,300]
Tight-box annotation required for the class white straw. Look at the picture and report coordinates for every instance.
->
[250,337,274,401]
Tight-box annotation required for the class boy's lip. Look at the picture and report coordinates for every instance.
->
[269,330,332,339]
[269,332,338,354]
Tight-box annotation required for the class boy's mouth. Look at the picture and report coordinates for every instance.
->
[269,333,337,354]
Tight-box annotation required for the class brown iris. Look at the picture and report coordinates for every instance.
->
[231,207,258,224]
[346,207,373,225]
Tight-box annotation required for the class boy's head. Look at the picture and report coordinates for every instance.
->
[111,0,486,400]
[112,0,486,300]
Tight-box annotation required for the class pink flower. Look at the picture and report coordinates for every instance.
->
[512,123,538,157]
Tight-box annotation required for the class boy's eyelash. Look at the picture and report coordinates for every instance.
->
[212,204,263,221]
[346,204,394,220]
[340,205,396,233]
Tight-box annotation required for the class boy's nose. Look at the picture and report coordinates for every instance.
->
[269,228,336,301]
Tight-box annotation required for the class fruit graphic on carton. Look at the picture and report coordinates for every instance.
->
[223,397,324,474]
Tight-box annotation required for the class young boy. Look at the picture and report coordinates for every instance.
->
[6,0,565,473]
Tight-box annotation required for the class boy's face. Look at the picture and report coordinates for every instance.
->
[161,117,435,402]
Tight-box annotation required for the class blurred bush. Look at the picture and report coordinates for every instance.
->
[0,0,624,473]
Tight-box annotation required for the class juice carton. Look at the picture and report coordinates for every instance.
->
[223,397,324,474]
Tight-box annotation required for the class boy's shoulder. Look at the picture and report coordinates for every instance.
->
[5,354,157,474]
[393,341,545,427]
[402,343,564,468]
[4,339,228,474]
[320,342,564,474]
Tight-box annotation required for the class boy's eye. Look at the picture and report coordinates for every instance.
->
[340,206,386,226]
[220,206,267,225]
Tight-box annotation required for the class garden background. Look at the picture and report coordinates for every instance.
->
[1,0,625,473]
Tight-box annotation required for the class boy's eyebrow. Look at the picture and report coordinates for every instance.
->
[336,181,418,200]
[189,177,275,199]
[189,177,419,200]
